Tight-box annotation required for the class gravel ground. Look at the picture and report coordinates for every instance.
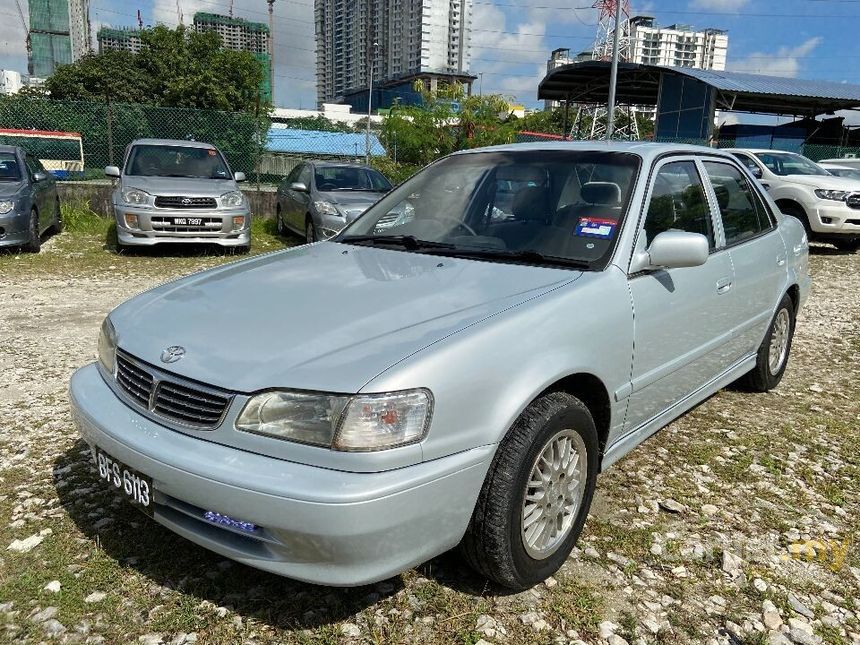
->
[0,234,858,645]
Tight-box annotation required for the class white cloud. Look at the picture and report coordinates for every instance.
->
[730,37,822,78]
[689,0,750,10]
[0,0,30,74]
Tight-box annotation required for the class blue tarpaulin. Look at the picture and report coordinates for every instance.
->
[266,127,386,157]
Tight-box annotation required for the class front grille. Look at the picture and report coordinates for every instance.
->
[151,216,223,233]
[114,350,231,428]
[154,196,217,209]
[846,194,860,210]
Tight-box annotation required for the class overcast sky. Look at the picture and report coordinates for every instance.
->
[1,0,858,112]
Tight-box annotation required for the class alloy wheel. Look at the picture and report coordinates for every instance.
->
[768,308,791,375]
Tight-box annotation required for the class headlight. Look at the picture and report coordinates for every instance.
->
[0,200,14,214]
[235,388,432,451]
[221,191,245,208]
[313,200,341,217]
[814,189,849,201]
[121,188,150,206]
[97,317,117,375]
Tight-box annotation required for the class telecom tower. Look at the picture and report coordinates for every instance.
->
[574,0,640,140]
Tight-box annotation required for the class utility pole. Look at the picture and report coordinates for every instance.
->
[605,0,622,140]
[267,0,276,102]
[479,72,483,96]
[365,40,378,165]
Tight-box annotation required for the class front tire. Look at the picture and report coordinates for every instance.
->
[460,391,599,590]
[742,294,796,392]
[276,207,285,236]
[779,203,812,236]
[833,238,860,253]
[23,209,41,253]
[305,218,317,244]
[51,199,63,234]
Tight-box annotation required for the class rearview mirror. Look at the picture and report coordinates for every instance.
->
[749,165,763,179]
[290,182,308,193]
[647,231,709,269]
[33,171,48,182]
[105,165,121,178]
[234,171,246,182]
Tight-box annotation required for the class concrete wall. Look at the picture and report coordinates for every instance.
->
[57,182,278,219]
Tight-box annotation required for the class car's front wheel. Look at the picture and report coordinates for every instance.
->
[460,391,598,590]
[23,209,41,253]
[51,198,63,234]
[276,207,285,236]
[305,218,317,244]
[743,293,796,392]
[833,238,860,253]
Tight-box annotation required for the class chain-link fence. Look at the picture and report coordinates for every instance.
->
[0,95,270,181]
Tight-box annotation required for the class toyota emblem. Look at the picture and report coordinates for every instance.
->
[161,346,186,363]
[181,198,193,205]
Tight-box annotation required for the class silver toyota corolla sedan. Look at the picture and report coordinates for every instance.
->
[70,142,810,590]
[106,138,250,250]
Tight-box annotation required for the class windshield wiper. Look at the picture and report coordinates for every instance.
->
[339,235,455,251]
[434,247,592,269]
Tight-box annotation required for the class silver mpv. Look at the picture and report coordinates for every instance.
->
[71,142,810,590]
[106,139,250,250]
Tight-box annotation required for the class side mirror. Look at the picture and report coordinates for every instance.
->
[749,165,763,179]
[105,166,121,178]
[647,231,709,269]
[290,182,308,193]
[234,171,246,182]
[33,171,48,182]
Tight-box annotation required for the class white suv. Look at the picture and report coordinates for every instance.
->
[726,148,860,252]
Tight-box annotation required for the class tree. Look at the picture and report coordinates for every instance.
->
[44,25,266,113]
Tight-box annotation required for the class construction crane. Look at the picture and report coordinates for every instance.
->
[137,9,144,29]
[14,0,32,76]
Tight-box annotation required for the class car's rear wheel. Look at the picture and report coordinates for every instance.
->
[305,218,317,244]
[460,391,598,590]
[23,209,41,253]
[833,238,860,253]
[742,293,796,392]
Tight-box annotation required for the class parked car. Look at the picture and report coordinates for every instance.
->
[71,142,809,590]
[105,139,250,251]
[818,156,860,171]
[727,148,860,252]
[276,161,391,243]
[0,144,61,253]
[819,162,860,180]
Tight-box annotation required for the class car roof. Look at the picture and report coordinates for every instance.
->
[819,162,853,168]
[129,138,217,149]
[0,145,22,155]
[455,140,741,164]
[723,148,802,155]
[309,161,375,169]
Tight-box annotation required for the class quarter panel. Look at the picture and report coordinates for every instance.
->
[363,267,634,462]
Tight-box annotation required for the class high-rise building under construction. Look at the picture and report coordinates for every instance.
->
[28,0,90,78]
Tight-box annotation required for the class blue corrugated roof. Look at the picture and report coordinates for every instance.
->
[266,127,386,157]
[660,66,860,102]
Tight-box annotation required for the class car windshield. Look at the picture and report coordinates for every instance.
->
[0,152,21,181]
[338,149,641,269]
[754,152,830,177]
[825,167,860,179]
[125,144,231,179]
[315,166,391,192]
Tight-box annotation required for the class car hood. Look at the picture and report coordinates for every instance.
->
[782,174,860,190]
[119,175,238,196]
[0,181,24,198]
[319,190,383,219]
[111,242,578,393]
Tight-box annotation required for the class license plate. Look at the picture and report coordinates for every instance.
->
[93,448,154,515]
[170,217,203,226]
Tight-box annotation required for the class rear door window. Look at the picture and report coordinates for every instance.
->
[702,161,770,246]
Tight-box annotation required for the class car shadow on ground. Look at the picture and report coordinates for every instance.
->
[53,439,500,632]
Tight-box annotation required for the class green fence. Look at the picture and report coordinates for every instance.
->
[0,96,270,181]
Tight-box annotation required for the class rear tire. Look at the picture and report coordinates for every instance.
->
[742,293,795,392]
[460,391,598,590]
[23,209,41,253]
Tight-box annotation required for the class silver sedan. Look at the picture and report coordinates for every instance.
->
[70,142,809,590]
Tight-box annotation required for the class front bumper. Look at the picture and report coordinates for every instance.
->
[0,210,30,247]
[809,202,860,238]
[114,203,251,247]
[69,364,490,586]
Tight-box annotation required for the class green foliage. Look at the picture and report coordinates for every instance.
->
[369,156,420,185]
[280,115,355,133]
[45,25,266,113]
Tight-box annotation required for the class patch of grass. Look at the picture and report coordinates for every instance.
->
[545,576,603,637]
[61,201,112,235]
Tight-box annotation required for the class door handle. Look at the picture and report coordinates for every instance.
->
[777,255,786,266]
[716,277,732,294]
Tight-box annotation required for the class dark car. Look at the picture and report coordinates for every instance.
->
[0,145,61,253]
[275,161,392,243]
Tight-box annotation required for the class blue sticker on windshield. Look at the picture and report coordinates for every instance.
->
[575,217,616,239]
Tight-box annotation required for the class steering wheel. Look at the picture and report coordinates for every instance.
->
[426,215,478,237]
[319,182,338,191]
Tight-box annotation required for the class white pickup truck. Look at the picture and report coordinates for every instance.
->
[726,148,860,252]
